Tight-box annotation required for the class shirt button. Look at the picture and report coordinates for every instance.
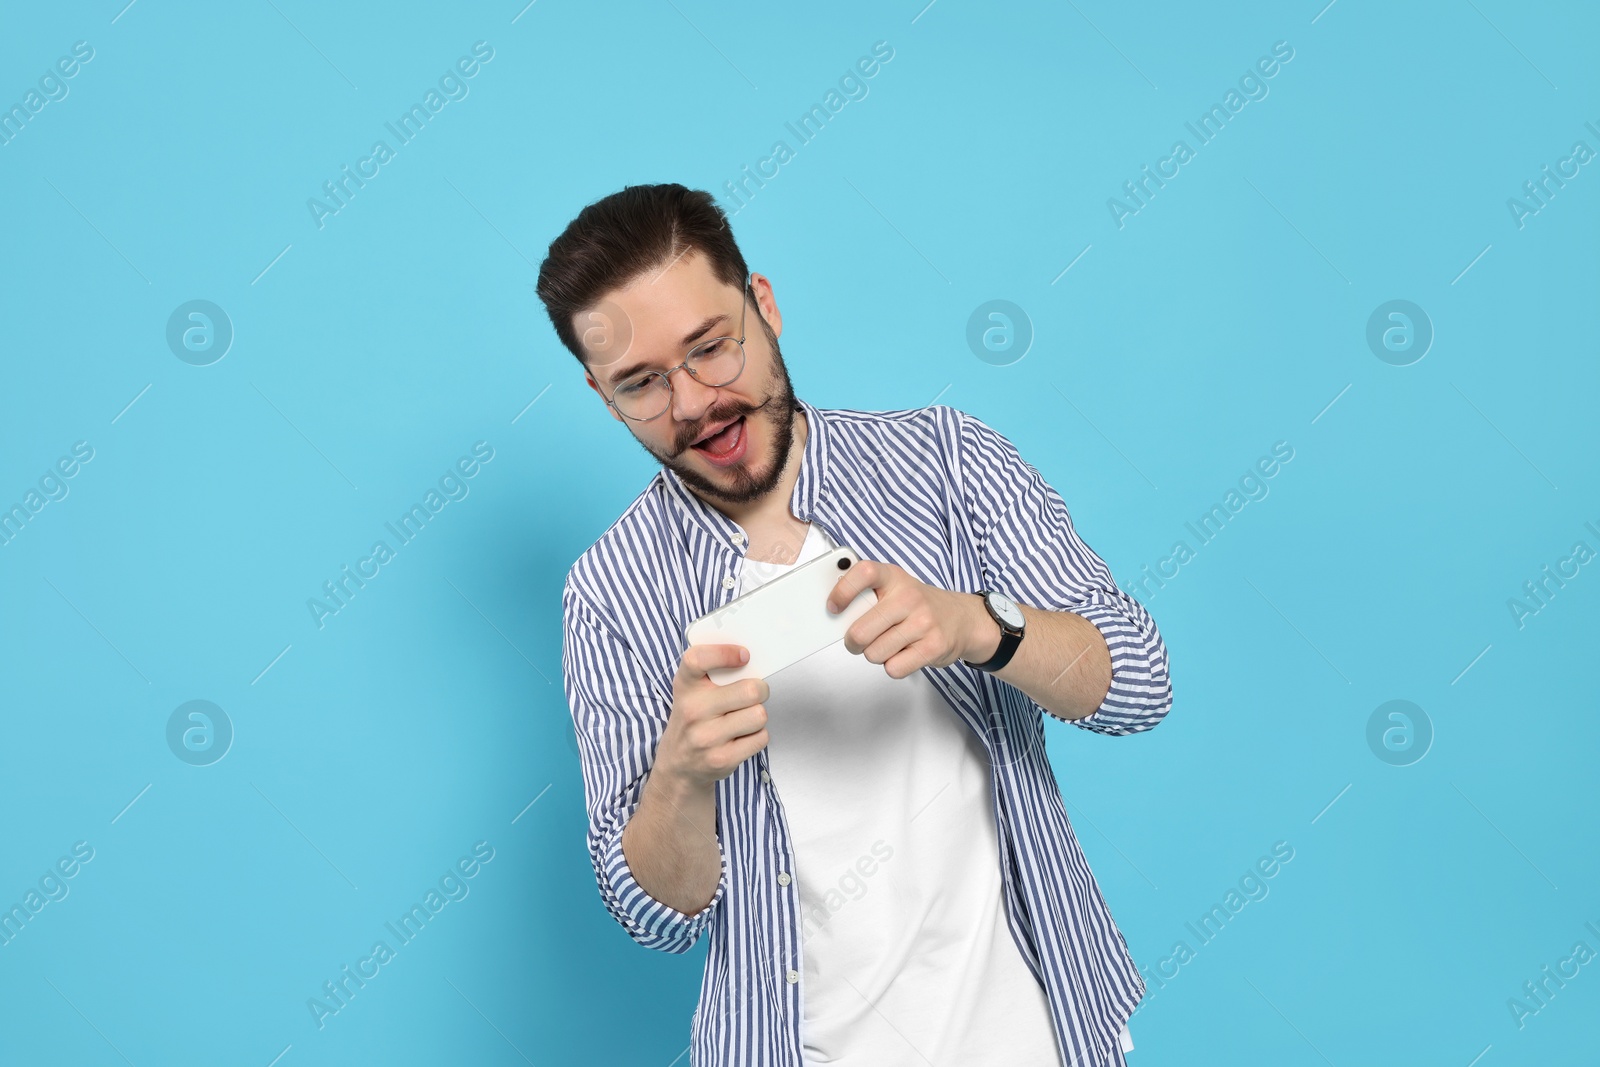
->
[777,871,792,886]
[760,770,771,783]
[731,532,745,544]
[787,969,800,984]
[722,575,736,589]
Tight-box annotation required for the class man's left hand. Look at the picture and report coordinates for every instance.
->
[825,559,998,679]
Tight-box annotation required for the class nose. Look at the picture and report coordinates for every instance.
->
[668,364,721,426]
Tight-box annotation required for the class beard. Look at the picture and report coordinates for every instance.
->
[642,320,802,508]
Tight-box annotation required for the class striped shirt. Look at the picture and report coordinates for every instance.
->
[561,397,1173,1066]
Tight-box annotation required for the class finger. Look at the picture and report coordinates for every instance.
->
[680,643,749,681]
[706,677,768,718]
[844,596,905,655]
[883,642,931,680]
[827,560,879,614]
[691,700,766,752]
[861,616,919,665]
[718,702,768,741]
[716,726,770,768]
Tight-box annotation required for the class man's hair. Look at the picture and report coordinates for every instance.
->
[536,183,749,368]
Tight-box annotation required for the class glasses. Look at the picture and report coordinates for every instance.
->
[602,275,751,422]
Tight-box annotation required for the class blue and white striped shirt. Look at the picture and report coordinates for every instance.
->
[561,397,1173,1066]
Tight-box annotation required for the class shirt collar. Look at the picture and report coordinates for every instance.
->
[660,395,828,547]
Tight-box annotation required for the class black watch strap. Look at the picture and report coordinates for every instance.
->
[964,592,1023,672]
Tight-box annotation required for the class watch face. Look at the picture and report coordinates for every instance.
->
[988,591,1024,630]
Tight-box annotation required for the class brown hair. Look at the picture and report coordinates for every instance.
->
[536,183,749,368]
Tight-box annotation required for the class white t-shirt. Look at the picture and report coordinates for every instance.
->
[736,523,1133,1066]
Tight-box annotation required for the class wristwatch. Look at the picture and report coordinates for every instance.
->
[963,590,1026,672]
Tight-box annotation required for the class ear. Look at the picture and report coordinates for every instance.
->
[750,273,783,340]
[585,372,624,422]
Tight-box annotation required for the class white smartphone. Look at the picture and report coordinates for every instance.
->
[684,546,879,684]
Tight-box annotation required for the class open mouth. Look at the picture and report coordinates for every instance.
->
[691,415,746,460]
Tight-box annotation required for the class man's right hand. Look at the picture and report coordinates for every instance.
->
[656,644,771,789]
[620,644,766,918]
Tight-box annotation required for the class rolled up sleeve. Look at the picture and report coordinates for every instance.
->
[952,408,1173,735]
[562,578,728,951]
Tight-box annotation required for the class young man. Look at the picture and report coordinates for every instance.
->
[540,183,1172,1067]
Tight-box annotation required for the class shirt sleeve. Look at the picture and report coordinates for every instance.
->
[951,408,1173,735]
[561,578,729,952]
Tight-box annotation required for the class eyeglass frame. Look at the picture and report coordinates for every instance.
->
[598,273,754,423]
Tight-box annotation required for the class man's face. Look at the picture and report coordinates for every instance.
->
[578,251,798,508]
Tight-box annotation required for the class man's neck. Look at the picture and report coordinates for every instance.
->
[689,407,808,531]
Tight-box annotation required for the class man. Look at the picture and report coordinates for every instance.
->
[540,183,1172,1067]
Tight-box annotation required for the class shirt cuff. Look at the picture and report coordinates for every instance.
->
[596,818,728,952]
[1063,602,1173,735]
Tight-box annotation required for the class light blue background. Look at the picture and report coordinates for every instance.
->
[2,1,1596,1064]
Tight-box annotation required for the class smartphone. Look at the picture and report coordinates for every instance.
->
[684,546,879,684]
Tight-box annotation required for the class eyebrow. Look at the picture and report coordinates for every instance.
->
[605,312,729,386]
